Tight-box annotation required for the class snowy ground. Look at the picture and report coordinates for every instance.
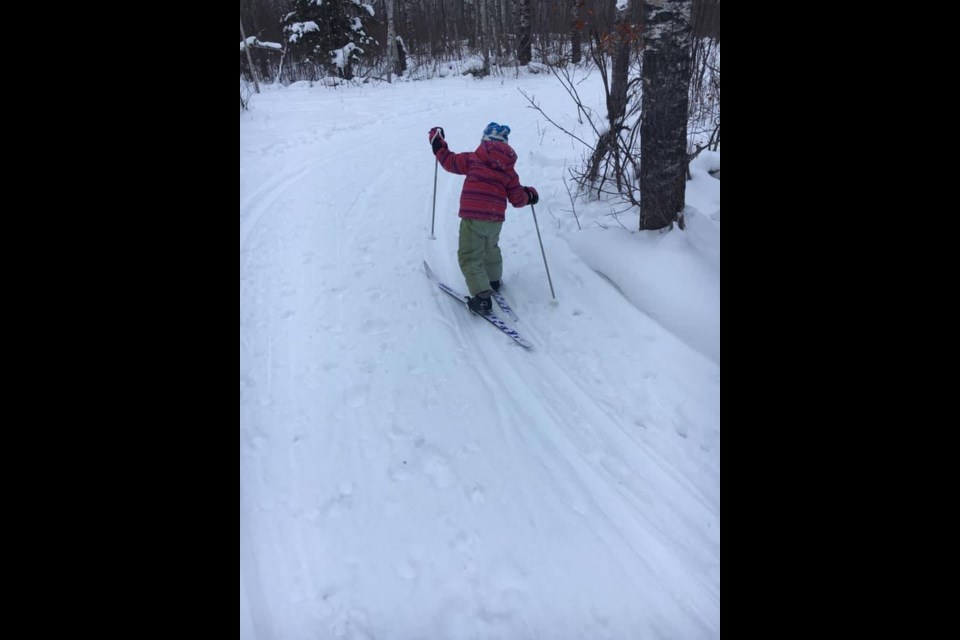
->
[241,69,720,640]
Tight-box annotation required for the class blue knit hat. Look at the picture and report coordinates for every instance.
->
[482,122,511,142]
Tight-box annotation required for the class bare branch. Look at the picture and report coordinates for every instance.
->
[563,165,582,231]
[518,88,592,149]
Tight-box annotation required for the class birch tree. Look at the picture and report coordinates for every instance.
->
[639,0,693,230]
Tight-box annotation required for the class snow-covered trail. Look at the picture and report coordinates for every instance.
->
[241,75,720,639]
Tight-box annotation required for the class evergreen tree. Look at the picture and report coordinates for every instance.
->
[282,0,377,79]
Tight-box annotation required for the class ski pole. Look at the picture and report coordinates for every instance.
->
[429,129,441,239]
[530,204,556,301]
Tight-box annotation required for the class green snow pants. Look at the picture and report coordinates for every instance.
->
[458,218,504,296]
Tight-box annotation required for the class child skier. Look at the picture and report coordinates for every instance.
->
[429,122,539,314]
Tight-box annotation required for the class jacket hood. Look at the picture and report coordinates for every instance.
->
[475,140,517,171]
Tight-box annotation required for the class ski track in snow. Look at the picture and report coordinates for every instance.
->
[241,77,720,639]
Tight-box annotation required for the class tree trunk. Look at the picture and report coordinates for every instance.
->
[396,37,407,75]
[403,0,416,52]
[480,0,491,74]
[608,2,630,124]
[518,0,532,65]
[571,0,582,63]
[490,0,502,62]
[640,0,693,230]
[584,1,637,191]
[385,0,397,81]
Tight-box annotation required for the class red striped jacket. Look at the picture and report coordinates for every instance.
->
[436,140,529,222]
